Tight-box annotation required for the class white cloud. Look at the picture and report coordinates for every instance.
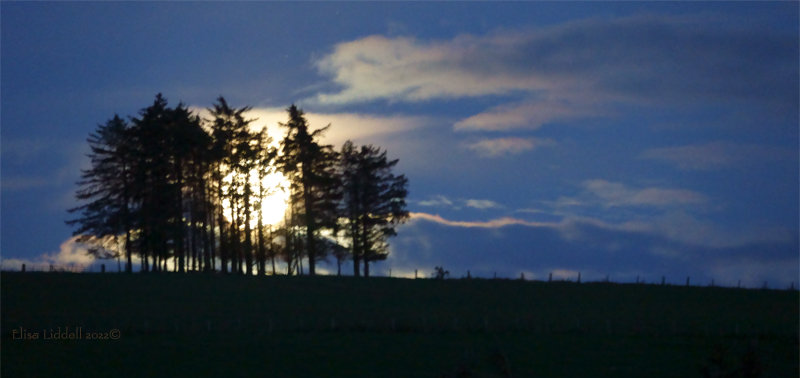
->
[409,212,553,229]
[311,14,795,125]
[582,179,707,207]
[551,269,581,280]
[464,137,555,157]
[640,141,795,170]
[192,106,434,150]
[417,195,454,207]
[313,34,549,104]
[1,236,96,271]
[454,97,605,131]
[407,209,794,253]
[464,199,503,209]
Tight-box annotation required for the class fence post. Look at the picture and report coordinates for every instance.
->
[548,272,552,282]
[661,276,665,285]
[101,264,105,273]
[577,272,581,283]
[415,269,417,279]
[21,264,25,273]
[520,272,525,280]
[686,277,690,286]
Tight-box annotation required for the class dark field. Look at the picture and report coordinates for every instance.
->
[2,272,797,377]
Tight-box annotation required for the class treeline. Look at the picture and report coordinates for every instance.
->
[67,94,409,276]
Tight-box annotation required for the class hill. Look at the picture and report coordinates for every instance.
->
[2,272,797,377]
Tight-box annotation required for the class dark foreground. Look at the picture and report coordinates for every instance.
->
[2,272,797,377]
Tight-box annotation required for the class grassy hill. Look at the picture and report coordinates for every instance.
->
[2,272,797,377]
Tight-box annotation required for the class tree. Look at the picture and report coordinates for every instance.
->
[276,105,341,275]
[254,127,278,275]
[66,115,136,273]
[207,97,256,274]
[68,94,411,277]
[339,141,409,277]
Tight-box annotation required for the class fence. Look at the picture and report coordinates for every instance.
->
[3,264,797,291]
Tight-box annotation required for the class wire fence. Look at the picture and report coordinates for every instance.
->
[3,263,798,291]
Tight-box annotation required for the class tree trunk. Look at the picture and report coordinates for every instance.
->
[244,178,253,276]
[217,166,228,274]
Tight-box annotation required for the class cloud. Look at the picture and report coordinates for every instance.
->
[582,179,708,207]
[1,236,96,271]
[640,141,796,170]
[464,199,503,209]
[464,137,555,157]
[192,106,434,149]
[454,97,605,131]
[391,214,798,286]
[417,195,454,207]
[312,14,797,119]
[644,211,794,249]
[409,212,552,228]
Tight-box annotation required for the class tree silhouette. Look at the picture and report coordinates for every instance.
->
[276,105,341,276]
[67,114,136,272]
[339,141,409,277]
[68,94,408,277]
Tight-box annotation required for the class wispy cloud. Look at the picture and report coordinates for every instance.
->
[409,212,551,228]
[397,211,797,286]
[417,195,454,207]
[454,97,605,131]
[464,137,555,157]
[582,179,708,207]
[640,141,796,170]
[312,14,796,127]
[464,199,503,209]
[415,196,504,210]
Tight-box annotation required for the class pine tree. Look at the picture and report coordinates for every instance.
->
[276,105,341,275]
[339,141,409,277]
[66,115,135,272]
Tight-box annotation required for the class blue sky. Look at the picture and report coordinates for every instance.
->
[2,2,798,287]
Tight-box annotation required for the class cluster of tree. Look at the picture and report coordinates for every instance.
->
[67,94,409,277]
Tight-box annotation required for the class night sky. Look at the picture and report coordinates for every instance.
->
[2,2,797,287]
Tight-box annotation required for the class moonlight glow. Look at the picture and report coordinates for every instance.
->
[222,169,291,228]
